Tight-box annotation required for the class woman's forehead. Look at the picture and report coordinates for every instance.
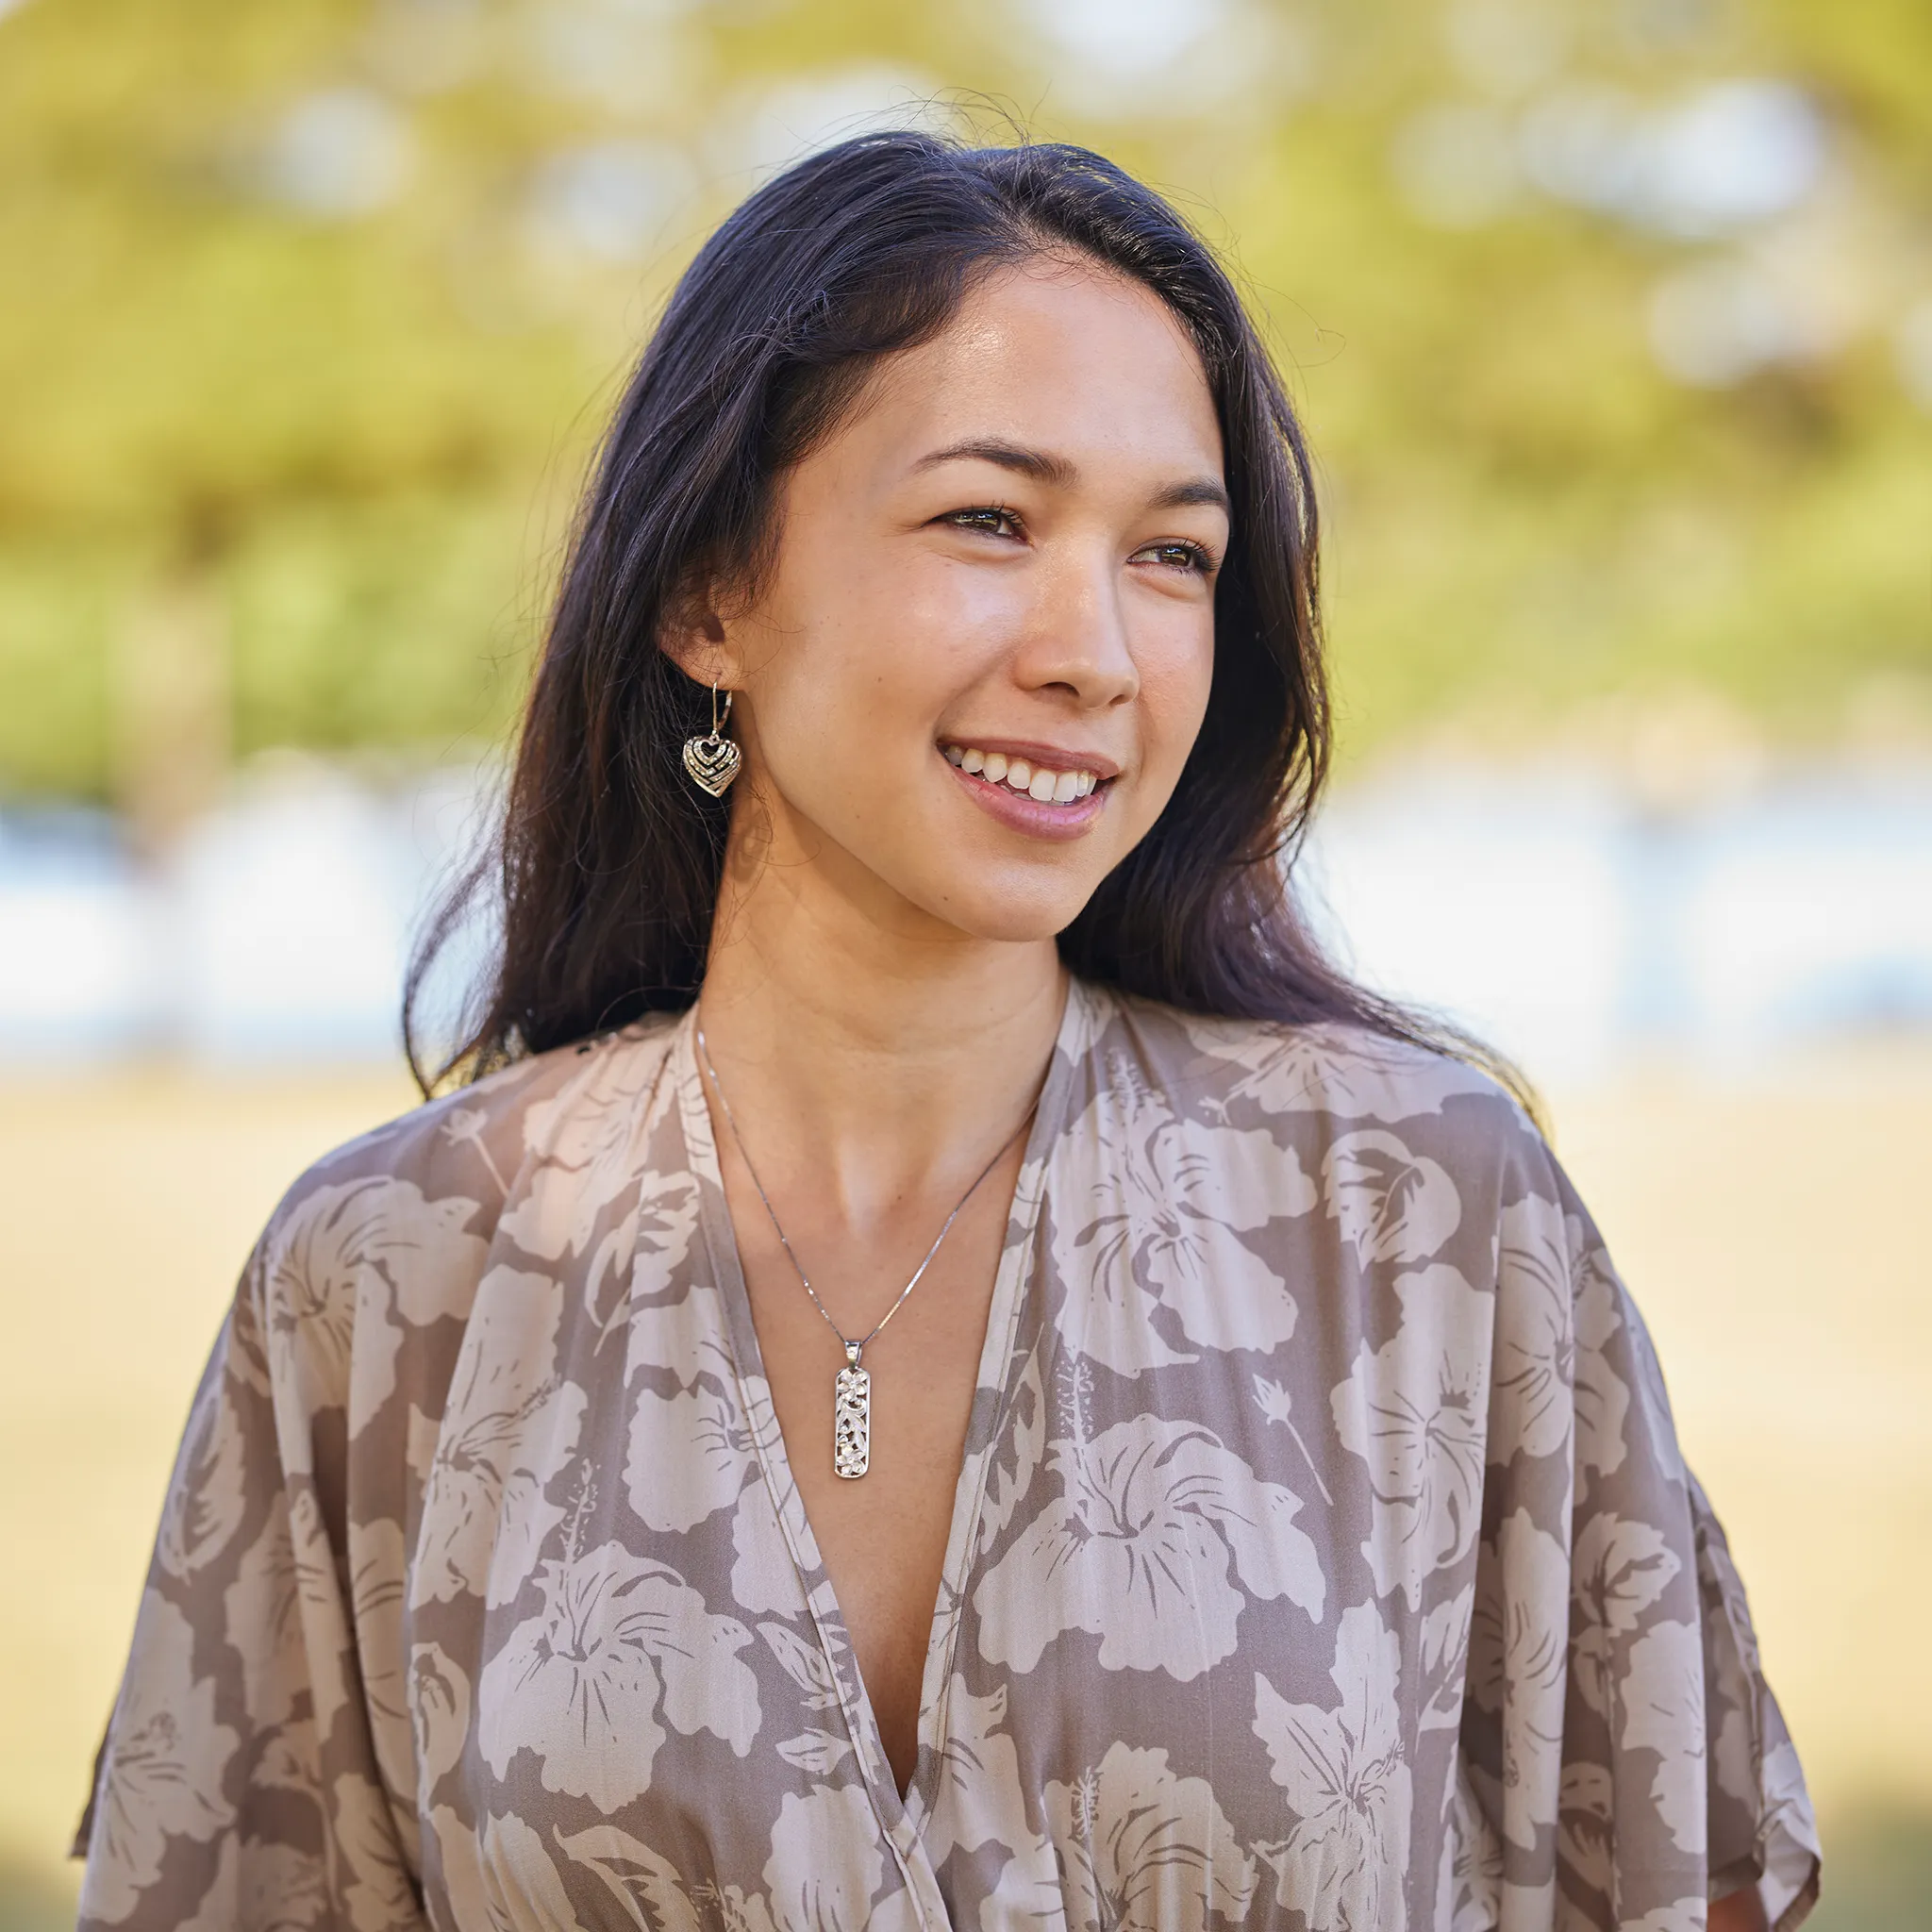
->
[842,260,1224,483]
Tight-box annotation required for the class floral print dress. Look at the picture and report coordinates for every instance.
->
[75,979,1820,1931]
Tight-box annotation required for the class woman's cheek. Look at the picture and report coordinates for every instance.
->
[902,561,1036,675]
[1137,623,1217,771]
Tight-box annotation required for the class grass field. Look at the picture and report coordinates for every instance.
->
[2,1057,1929,1927]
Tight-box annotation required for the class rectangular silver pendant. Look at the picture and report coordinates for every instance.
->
[833,1362,871,1479]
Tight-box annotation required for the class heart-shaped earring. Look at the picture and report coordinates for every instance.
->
[681,683,741,798]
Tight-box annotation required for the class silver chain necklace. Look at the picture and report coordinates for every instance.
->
[695,1024,1034,1480]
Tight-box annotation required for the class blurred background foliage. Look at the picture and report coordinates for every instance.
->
[2,0,1930,823]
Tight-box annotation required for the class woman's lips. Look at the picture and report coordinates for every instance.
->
[943,754,1110,841]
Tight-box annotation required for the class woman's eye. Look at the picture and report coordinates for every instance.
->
[946,507,1023,540]
[1137,541,1216,575]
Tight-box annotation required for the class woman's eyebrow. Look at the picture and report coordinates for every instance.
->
[914,438,1077,486]
[1149,477,1232,516]
[914,438,1231,516]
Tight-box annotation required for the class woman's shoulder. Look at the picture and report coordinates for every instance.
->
[255,1010,687,1280]
[1090,983,1540,1150]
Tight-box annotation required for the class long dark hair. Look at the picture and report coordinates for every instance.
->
[408,132,1526,1107]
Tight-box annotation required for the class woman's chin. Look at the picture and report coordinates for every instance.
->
[909,874,1101,949]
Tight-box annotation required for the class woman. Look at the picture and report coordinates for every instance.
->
[75,135,1818,1930]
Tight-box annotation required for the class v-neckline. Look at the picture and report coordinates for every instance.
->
[671,985,1090,1871]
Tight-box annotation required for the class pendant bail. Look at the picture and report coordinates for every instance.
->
[844,1341,861,1368]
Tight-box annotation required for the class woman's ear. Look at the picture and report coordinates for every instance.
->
[658,576,741,690]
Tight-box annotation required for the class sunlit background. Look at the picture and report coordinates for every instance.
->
[2,0,1929,1924]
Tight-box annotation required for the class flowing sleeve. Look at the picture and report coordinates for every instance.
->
[1690,1469,1822,1923]
[1455,1147,1822,1931]
[73,1213,429,1930]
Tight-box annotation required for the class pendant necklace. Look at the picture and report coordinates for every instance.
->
[695,1024,1034,1480]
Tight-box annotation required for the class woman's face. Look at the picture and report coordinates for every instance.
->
[702,254,1228,946]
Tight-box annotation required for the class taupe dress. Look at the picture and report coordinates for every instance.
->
[75,980,1821,1930]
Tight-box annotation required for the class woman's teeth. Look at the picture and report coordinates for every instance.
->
[943,744,1100,802]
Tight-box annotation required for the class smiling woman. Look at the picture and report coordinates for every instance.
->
[407,135,1361,1065]
[75,136,1816,1932]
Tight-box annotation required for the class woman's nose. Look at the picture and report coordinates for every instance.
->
[1012,544,1141,709]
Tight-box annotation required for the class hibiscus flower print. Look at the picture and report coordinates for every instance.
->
[548,1820,707,1929]
[974,1412,1324,1680]
[763,1784,922,1932]
[1491,1200,1638,1511]
[289,1488,357,1743]
[625,1377,758,1533]
[729,1473,813,1621]
[585,1167,704,1355]
[1572,1234,1634,1504]
[1415,1584,1474,1735]
[409,1267,588,1608]
[1558,1760,1615,1907]
[1491,1197,1575,1462]
[1323,1129,1461,1267]
[1043,1742,1255,1932]
[177,1837,328,1932]
[1572,1512,1683,1724]
[1468,1508,1569,1851]
[333,1770,421,1932]
[77,1592,238,1925]
[477,1530,761,1812]
[262,1174,488,1442]
[433,1807,581,1932]
[1252,1600,1412,1932]
[221,1501,303,1731]
[1331,1265,1491,1607]
[923,1675,1056,1897]
[346,1515,414,1807]
[1051,1056,1312,1378]
[410,1642,473,1802]
[1436,1764,1503,1932]
[974,1345,1048,1557]
[498,1030,680,1263]
[1181,1015,1495,1124]
[156,1366,247,1581]
[623,1277,767,1535]
[553,1786,921,1932]
[1621,1619,1707,1854]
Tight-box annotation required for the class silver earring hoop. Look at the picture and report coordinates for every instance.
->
[681,682,742,797]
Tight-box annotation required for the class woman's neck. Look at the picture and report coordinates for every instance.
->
[694,818,1066,1230]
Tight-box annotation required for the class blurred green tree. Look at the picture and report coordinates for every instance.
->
[0,0,1927,805]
